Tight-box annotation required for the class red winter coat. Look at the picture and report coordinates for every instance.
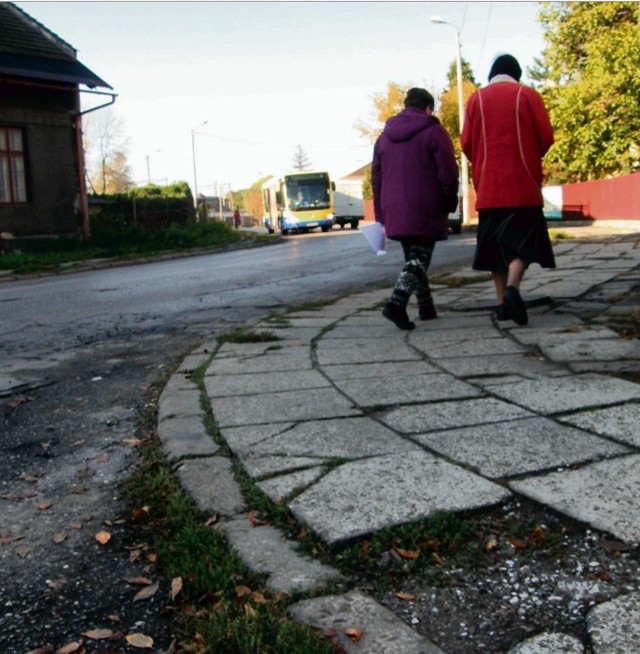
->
[372,108,459,241]
[460,77,554,210]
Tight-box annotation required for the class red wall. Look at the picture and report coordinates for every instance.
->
[562,172,640,220]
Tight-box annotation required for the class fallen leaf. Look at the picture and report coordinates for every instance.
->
[0,533,22,545]
[204,514,218,527]
[485,536,499,551]
[70,523,82,530]
[38,501,53,511]
[146,552,157,563]
[123,438,142,446]
[244,603,256,617]
[46,579,67,591]
[248,510,269,527]
[507,536,527,550]
[344,628,363,643]
[252,591,268,604]
[53,532,67,544]
[124,577,153,586]
[56,643,81,654]
[83,629,114,639]
[394,592,416,601]
[527,525,546,543]
[133,581,159,601]
[19,473,41,482]
[16,545,31,558]
[25,648,54,654]
[125,633,154,649]
[95,531,111,545]
[107,614,121,622]
[170,576,183,601]
[395,547,420,560]
[431,552,446,567]
[235,585,252,598]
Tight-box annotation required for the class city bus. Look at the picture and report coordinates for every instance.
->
[262,171,335,235]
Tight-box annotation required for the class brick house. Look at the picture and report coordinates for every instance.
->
[0,1,113,241]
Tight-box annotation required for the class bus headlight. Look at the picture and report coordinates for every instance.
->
[327,213,335,221]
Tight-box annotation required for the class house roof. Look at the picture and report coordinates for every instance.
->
[0,2,111,89]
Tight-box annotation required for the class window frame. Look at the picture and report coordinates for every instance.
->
[0,126,28,204]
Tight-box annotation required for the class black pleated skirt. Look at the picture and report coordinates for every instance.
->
[473,206,556,272]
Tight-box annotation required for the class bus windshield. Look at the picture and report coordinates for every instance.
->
[285,173,331,210]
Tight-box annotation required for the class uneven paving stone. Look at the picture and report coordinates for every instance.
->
[245,416,422,459]
[414,336,530,359]
[257,467,325,501]
[315,341,423,365]
[157,415,219,461]
[209,387,360,427]
[222,517,342,593]
[175,456,246,517]
[558,404,640,448]
[204,369,329,397]
[157,389,204,422]
[434,352,559,378]
[510,454,640,544]
[221,422,295,453]
[242,455,330,479]
[381,397,534,434]
[415,417,629,478]
[289,451,511,545]
[333,373,483,407]
[490,374,640,414]
[207,349,313,374]
[322,359,441,381]
[288,590,445,654]
[507,632,584,654]
[586,591,640,654]
[538,335,639,363]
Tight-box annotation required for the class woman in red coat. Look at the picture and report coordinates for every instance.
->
[461,54,555,325]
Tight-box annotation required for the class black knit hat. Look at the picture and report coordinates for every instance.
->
[488,54,522,82]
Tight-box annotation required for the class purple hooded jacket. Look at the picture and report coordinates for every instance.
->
[372,107,459,241]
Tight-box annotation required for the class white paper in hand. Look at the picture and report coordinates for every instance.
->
[358,222,386,255]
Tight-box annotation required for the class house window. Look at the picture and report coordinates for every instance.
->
[0,127,27,203]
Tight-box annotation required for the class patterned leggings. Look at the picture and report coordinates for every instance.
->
[389,239,435,308]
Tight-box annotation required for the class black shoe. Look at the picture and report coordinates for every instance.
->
[503,286,528,325]
[495,304,511,321]
[383,303,415,330]
[419,304,437,321]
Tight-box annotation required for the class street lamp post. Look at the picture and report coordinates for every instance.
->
[431,16,470,227]
[191,120,208,209]
[145,148,161,184]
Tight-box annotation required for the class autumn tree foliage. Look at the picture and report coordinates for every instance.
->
[354,81,412,143]
[532,1,640,183]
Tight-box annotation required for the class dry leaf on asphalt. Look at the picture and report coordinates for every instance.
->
[344,628,363,643]
[394,547,420,559]
[82,628,114,639]
[507,536,527,549]
[170,576,183,601]
[94,530,111,545]
[527,525,546,542]
[394,592,416,601]
[125,633,154,648]
[56,643,82,654]
[16,545,31,558]
[431,552,446,567]
[124,576,153,585]
[53,532,67,544]
[25,648,55,654]
[38,501,53,510]
[133,581,159,601]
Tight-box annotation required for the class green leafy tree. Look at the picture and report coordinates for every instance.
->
[354,81,413,143]
[437,58,479,159]
[533,1,640,183]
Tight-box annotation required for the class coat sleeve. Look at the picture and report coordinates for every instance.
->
[432,126,460,213]
[371,138,384,223]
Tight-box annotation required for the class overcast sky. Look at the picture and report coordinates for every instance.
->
[16,1,546,192]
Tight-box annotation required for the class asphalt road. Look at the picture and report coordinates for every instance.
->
[0,228,475,653]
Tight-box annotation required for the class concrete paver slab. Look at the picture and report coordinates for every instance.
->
[415,417,629,479]
[246,416,422,459]
[435,353,559,378]
[242,455,329,479]
[207,349,312,374]
[322,360,441,380]
[558,404,640,448]
[333,373,482,406]
[288,590,445,654]
[587,591,640,654]
[508,632,583,654]
[289,451,511,545]
[158,389,203,422]
[221,423,294,453]
[413,337,529,359]
[204,369,329,397]
[258,467,325,501]
[209,387,360,427]
[157,416,219,461]
[223,517,342,593]
[490,374,640,414]
[382,397,535,434]
[510,454,640,544]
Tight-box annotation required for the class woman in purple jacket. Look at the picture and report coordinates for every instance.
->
[372,87,459,330]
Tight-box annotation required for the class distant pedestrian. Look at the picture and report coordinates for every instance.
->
[460,54,556,326]
[233,208,241,229]
[372,87,459,330]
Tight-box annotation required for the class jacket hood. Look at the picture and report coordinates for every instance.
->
[382,108,439,143]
